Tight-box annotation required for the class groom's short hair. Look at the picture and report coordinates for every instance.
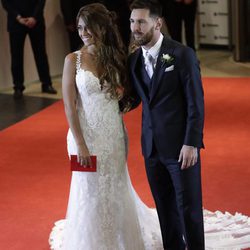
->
[130,0,163,18]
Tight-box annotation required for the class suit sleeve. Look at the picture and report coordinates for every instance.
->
[179,47,204,148]
[32,0,45,19]
[118,68,141,112]
[1,0,19,19]
[127,54,141,111]
[60,0,75,25]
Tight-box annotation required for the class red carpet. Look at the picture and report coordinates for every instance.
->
[0,77,250,249]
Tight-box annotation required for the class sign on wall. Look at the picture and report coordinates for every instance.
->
[198,0,229,45]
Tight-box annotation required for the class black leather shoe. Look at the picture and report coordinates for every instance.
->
[13,89,23,99]
[42,85,57,94]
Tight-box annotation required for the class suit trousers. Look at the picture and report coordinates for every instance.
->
[144,143,205,250]
[9,22,52,91]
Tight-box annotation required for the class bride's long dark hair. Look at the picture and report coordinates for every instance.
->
[76,3,129,101]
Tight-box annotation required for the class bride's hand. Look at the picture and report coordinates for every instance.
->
[77,144,92,167]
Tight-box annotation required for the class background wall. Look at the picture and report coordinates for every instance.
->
[197,0,230,46]
[0,0,69,90]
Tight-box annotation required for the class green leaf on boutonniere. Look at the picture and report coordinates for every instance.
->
[161,53,174,65]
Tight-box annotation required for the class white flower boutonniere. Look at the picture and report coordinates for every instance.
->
[161,53,174,65]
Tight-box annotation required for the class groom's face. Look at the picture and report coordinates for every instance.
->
[130,9,160,47]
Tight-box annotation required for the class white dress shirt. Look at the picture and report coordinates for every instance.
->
[142,33,164,72]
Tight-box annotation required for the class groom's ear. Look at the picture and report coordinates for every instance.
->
[155,17,162,31]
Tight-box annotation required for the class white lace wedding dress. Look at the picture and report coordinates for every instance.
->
[49,51,250,250]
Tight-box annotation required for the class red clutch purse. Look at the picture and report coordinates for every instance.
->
[70,155,97,172]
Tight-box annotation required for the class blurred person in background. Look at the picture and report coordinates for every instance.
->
[103,0,131,47]
[60,0,94,52]
[161,0,197,51]
[1,0,57,99]
[60,0,131,51]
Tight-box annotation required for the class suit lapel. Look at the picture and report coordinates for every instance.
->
[150,38,175,102]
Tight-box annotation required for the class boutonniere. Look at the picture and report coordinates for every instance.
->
[161,53,174,66]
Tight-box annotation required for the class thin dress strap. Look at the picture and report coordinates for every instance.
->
[75,50,81,74]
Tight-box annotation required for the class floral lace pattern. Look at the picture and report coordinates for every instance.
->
[49,51,250,250]
[51,51,148,250]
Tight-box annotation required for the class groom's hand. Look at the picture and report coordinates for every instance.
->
[178,145,198,170]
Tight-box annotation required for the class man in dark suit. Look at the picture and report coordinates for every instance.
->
[128,0,205,249]
[161,0,197,51]
[1,0,57,99]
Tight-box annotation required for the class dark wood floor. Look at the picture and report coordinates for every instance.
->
[0,94,58,131]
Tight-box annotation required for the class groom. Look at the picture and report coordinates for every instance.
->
[128,0,205,249]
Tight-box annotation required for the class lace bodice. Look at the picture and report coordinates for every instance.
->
[67,51,125,157]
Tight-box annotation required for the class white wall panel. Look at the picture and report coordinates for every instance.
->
[198,0,229,45]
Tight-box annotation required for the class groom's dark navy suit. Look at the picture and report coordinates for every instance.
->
[128,37,205,250]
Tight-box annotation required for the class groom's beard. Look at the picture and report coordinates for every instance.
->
[132,27,154,46]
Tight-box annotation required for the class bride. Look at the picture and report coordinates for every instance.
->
[49,3,250,250]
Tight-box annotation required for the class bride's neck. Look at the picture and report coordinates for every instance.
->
[83,44,96,56]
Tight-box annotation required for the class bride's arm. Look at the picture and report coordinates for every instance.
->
[62,53,92,167]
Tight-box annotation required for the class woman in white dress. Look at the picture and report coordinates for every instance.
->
[49,3,250,250]
[49,3,162,250]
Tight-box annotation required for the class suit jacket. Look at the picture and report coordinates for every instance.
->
[1,0,46,32]
[128,37,204,159]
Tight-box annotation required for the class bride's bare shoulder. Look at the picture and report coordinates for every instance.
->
[64,51,79,64]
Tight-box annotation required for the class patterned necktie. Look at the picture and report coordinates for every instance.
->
[144,51,154,79]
